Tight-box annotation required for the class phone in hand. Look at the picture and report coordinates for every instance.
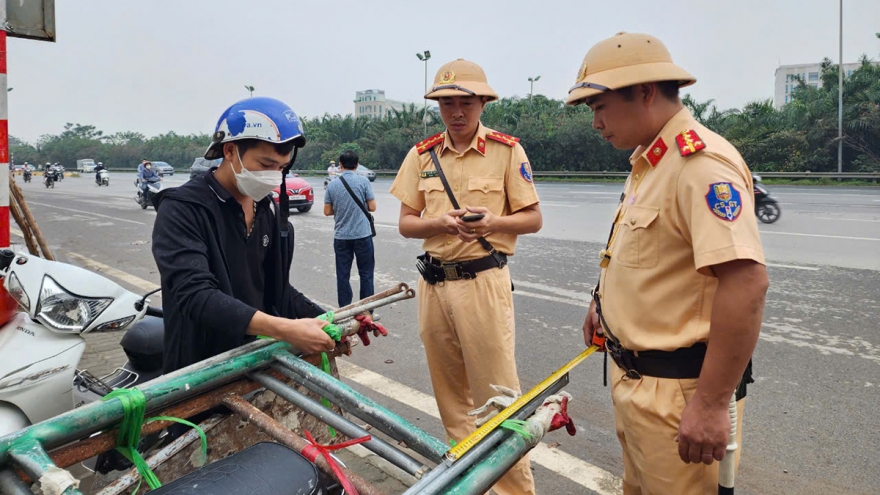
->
[461,213,485,222]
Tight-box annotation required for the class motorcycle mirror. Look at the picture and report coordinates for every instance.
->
[135,287,162,312]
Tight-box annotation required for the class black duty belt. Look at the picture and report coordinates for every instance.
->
[607,340,753,400]
[417,252,507,284]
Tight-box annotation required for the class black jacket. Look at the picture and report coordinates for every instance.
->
[152,171,323,373]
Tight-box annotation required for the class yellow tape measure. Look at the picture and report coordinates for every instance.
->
[447,345,600,461]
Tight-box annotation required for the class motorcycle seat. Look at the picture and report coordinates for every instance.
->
[120,315,164,372]
[150,442,326,495]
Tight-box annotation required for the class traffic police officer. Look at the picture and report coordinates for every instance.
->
[569,33,769,495]
[390,58,542,495]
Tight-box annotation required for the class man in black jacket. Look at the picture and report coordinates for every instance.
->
[152,97,335,373]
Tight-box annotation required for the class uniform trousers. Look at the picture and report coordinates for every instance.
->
[418,264,535,495]
[610,362,745,495]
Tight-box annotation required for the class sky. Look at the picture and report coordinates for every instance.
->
[7,0,880,143]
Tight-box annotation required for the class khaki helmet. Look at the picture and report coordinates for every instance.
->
[566,32,696,105]
[425,59,498,102]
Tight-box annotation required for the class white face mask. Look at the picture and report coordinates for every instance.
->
[233,146,282,200]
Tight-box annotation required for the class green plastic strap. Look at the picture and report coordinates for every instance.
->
[317,311,342,341]
[102,390,211,493]
[320,352,337,438]
[500,419,535,442]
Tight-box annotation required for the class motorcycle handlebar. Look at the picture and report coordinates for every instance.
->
[146,306,164,318]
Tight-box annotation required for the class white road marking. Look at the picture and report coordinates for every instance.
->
[65,252,160,293]
[337,360,622,495]
[760,231,880,242]
[766,263,820,271]
[514,280,591,304]
[27,201,146,225]
[811,217,880,223]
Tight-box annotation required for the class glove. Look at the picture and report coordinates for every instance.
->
[467,384,521,427]
[354,314,387,347]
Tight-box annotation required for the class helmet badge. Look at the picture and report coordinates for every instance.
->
[439,70,455,84]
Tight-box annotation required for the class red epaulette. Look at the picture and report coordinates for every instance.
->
[416,133,445,155]
[486,131,520,147]
[675,129,706,157]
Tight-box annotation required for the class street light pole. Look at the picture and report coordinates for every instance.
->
[416,50,431,134]
[527,75,541,102]
[245,85,255,98]
[837,0,843,174]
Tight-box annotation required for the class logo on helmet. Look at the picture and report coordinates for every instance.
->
[439,70,455,84]
[283,110,299,123]
[576,61,588,82]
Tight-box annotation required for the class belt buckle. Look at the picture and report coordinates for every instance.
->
[442,264,461,281]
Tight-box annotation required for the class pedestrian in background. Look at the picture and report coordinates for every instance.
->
[324,150,377,308]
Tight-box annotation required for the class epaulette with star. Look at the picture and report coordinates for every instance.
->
[675,130,706,157]
[486,131,520,147]
[416,133,445,155]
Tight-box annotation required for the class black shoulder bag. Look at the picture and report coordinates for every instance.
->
[339,175,376,237]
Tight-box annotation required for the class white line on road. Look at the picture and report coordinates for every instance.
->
[337,360,622,495]
[66,252,160,293]
[760,231,880,242]
[27,201,146,225]
[766,263,820,271]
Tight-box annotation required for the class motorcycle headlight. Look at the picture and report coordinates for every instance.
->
[93,316,136,333]
[6,272,30,312]
[36,276,112,333]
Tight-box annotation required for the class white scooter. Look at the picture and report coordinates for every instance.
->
[0,250,164,437]
[96,169,110,186]
[135,176,162,209]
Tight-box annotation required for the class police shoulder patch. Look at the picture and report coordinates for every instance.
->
[520,162,533,183]
[705,182,743,222]
[486,131,520,147]
[676,129,706,157]
[416,133,445,155]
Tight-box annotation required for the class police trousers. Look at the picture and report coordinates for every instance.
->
[417,265,535,495]
[610,362,745,495]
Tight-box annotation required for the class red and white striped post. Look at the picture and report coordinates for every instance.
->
[0,28,9,248]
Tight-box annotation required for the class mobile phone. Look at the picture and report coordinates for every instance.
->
[461,213,485,222]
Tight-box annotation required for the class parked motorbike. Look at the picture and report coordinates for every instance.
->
[96,169,110,186]
[22,169,31,183]
[753,174,780,224]
[135,176,162,209]
[0,250,162,437]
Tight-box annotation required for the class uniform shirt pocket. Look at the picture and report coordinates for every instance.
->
[616,205,660,269]
[418,178,447,218]
[467,177,505,212]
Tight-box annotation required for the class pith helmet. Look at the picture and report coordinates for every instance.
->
[566,32,696,105]
[425,59,498,102]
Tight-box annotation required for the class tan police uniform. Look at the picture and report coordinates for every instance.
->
[567,33,765,495]
[390,58,540,495]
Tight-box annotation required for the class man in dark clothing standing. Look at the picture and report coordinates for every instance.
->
[152,97,335,373]
[324,150,376,308]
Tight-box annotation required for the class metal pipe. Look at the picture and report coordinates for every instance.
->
[0,468,31,495]
[838,0,844,174]
[272,352,449,463]
[0,340,287,463]
[332,288,415,322]
[407,375,569,495]
[9,437,82,495]
[440,425,540,495]
[335,283,408,314]
[250,372,427,477]
[97,415,225,495]
[221,394,387,495]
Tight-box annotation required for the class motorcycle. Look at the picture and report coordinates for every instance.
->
[0,250,162,437]
[96,169,110,186]
[22,169,31,183]
[43,169,57,188]
[135,176,162,209]
[753,174,780,224]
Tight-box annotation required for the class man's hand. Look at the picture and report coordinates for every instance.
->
[275,318,336,355]
[582,299,603,348]
[455,206,495,242]
[438,208,466,236]
[676,397,730,465]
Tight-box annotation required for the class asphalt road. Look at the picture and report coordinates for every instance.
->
[13,172,879,494]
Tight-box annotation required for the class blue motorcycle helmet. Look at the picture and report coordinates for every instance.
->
[204,97,306,160]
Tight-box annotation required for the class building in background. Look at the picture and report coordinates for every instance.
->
[354,89,437,119]
[773,62,875,108]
